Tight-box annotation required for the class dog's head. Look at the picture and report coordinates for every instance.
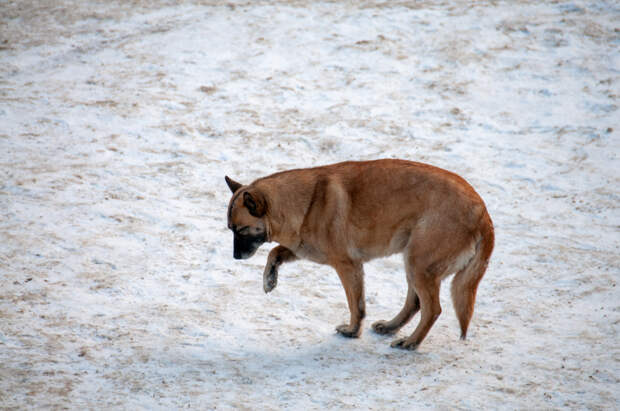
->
[225,176,268,260]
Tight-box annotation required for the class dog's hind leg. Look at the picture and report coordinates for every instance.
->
[391,268,441,350]
[391,247,443,350]
[372,280,420,335]
[263,245,297,293]
[333,260,366,338]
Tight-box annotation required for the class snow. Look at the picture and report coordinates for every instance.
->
[1,0,618,409]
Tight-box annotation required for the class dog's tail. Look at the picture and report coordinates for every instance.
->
[451,211,494,340]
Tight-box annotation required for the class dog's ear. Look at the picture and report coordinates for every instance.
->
[243,190,266,218]
[225,176,243,193]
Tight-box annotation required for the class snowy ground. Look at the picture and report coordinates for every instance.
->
[1,0,619,409]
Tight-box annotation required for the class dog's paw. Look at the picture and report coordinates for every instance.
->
[336,324,361,338]
[263,272,277,293]
[372,320,398,335]
[263,264,278,293]
[390,337,419,351]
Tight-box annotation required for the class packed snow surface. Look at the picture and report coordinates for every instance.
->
[1,0,618,409]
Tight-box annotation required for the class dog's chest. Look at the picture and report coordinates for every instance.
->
[294,240,327,264]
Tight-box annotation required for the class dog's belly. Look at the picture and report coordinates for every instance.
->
[348,225,411,262]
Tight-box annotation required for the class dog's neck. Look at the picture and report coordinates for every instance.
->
[255,174,315,250]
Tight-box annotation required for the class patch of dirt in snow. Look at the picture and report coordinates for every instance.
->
[1,0,618,409]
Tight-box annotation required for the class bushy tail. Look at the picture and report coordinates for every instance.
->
[451,213,494,340]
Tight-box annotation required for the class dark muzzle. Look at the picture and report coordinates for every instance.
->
[233,232,266,260]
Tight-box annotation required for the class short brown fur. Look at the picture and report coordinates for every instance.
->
[225,159,494,350]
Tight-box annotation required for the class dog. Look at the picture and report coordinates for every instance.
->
[225,159,494,350]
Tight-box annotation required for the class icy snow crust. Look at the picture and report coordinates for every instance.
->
[1,0,618,409]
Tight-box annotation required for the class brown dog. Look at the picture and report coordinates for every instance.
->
[225,159,494,350]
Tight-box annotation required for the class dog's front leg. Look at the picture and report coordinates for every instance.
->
[263,245,297,293]
[334,260,366,338]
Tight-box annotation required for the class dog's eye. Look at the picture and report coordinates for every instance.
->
[237,226,250,235]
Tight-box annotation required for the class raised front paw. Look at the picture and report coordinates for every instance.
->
[336,323,361,338]
[263,263,278,293]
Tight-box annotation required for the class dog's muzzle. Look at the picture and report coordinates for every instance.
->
[233,232,266,260]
